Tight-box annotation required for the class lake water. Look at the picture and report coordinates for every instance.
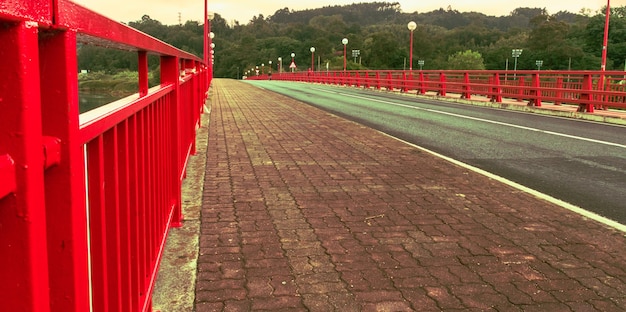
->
[79,92,124,113]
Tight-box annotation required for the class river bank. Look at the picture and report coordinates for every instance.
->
[78,70,159,112]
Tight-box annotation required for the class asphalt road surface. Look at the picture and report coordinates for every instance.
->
[245,80,626,226]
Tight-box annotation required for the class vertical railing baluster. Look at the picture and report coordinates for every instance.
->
[103,127,123,311]
[87,136,109,312]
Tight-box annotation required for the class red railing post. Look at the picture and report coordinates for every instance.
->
[161,55,183,228]
[596,77,607,110]
[376,72,382,90]
[365,71,371,89]
[402,72,409,93]
[578,74,595,113]
[386,72,393,91]
[438,72,447,96]
[555,77,563,105]
[0,19,52,312]
[462,72,471,99]
[418,71,426,94]
[39,27,91,312]
[528,73,542,107]
[517,76,525,102]
[355,72,361,87]
[491,73,502,102]
[139,51,149,97]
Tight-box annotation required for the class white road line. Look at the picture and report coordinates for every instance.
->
[312,87,626,149]
[382,132,626,234]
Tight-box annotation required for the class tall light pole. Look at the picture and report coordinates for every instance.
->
[598,0,610,104]
[310,47,316,71]
[278,57,282,74]
[601,0,610,72]
[342,38,348,72]
[407,21,417,71]
[535,60,543,70]
[204,2,214,87]
[512,48,523,78]
[203,0,208,73]
[291,52,296,72]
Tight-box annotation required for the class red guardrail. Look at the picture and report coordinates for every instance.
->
[252,70,626,113]
[0,1,209,311]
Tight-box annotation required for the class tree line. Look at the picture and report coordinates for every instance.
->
[77,2,626,79]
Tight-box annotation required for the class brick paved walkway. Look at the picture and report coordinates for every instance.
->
[195,79,626,311]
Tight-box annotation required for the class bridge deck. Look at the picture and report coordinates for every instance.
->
[155,79,626,311]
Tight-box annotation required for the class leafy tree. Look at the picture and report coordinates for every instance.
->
[363,31,405,69]
[446,50,486,69]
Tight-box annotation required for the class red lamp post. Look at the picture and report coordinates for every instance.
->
[407,21,417,71]
[310,47,316,71]
[342,38,348,72]
[597,0,610,111]
[203,1,209,87]
[601,0,610,73]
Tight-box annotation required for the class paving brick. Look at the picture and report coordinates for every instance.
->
[194,79,626,311]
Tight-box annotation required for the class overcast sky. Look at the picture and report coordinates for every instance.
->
[72,0,620,26]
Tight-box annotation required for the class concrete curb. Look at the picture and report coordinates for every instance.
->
[152,89,212,311]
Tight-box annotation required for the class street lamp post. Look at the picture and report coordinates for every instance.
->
[204,2,215,85]
[407,21,417,71]
[310,47,316,71]
[203,1,208,78]
[601,0,610,72]
[291,52,296,72]
[278,57,282,74]
[597,0,610,111]
[512,48,523,78]
[268,61,272,74]
[342,38,348,72]
[535,60,543,70]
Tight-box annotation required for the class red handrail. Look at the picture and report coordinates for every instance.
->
[252,70,626,113]
[0,1,209,311]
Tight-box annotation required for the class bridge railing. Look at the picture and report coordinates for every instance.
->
[255,70,626,113]
[0,1,208,311]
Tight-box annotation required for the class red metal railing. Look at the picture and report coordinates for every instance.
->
[253,70,626,113]
[0,1,209,311]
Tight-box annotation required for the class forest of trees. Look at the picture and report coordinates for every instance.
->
[77,2,626,79]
